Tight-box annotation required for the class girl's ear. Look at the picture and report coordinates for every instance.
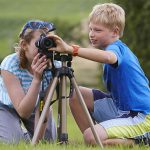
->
[20,39,27,50]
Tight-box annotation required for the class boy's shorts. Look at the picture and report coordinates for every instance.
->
[91,89,150,145]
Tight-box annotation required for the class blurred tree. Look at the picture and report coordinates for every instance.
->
[114,0,150,80]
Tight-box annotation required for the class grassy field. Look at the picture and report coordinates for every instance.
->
[0,0,148,150]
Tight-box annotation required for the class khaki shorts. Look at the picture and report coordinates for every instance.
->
[0,103,56,144]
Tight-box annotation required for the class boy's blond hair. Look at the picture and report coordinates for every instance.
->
[89,3,125,37]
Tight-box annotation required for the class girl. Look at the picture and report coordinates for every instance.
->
[0,20,57,144]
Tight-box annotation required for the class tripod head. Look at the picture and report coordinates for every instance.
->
[53,52,72,61]
[52,52,72,68]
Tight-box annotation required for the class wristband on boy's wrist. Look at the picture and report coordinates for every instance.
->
[71,45,80,56]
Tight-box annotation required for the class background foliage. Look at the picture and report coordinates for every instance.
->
[0,0,111,58]
[114,0,150,80]
[1,0,150,78]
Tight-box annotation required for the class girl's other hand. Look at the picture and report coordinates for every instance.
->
[31,53,48,80]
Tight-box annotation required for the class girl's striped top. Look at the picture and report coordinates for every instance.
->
[0,53,53,107]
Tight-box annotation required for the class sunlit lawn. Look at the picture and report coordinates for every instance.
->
[0,0,149,149]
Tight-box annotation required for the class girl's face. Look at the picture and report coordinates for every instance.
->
[89,22,117,49]
[25,30,42,64]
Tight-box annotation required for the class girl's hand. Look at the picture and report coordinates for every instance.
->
[31,53,48,80]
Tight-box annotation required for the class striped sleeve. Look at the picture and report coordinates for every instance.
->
[0,53,20,76]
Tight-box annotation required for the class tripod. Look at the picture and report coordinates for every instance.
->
[31,54,103,148]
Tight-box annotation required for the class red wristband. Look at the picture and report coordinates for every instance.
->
[72,45,80,56]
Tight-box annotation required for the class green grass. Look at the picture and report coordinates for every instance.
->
[0,140,148,150]
[0,85,148,150]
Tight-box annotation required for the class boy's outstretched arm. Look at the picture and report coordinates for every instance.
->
[47,34,117,64]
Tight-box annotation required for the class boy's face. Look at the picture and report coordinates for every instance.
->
[89,22,116,49]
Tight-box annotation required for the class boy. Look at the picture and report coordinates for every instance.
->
[48,3,150,146]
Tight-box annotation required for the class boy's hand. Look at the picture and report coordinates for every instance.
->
[46,34,73,54]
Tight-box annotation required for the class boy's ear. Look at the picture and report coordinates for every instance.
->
[112,26,119,37]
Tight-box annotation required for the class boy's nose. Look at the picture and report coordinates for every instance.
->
[89,30,95,38]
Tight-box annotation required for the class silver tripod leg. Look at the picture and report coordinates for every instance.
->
[71,77,104,148]
[31,58,103,148]
[32,76,59,145]
[57,75,68,143]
